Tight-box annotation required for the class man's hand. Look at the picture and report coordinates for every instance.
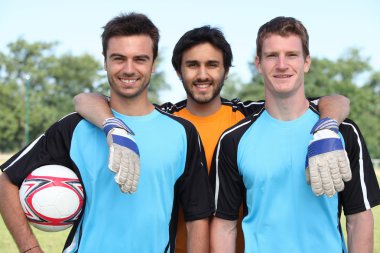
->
[306,118,352,197]
[103,118,140,193]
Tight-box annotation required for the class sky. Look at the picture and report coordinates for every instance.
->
[1,0,379,102]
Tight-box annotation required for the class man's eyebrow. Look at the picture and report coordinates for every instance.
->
[134,54,151,60]
[109,53,125,58]
[206,60,220,64]
[184,60,199,64]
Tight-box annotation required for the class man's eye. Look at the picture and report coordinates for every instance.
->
[112,57,123,62]
[135,58,147,63]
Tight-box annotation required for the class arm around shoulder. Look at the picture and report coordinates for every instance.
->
[73,92,113,128]
[317,94,350,124]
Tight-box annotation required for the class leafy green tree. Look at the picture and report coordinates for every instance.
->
[0,39,169,152]
[0,40,100,151]
[367,70,380,94]
[222,64,265,101]
[220,73,244,99]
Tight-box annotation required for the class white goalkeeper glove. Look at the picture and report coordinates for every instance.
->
[306,118,352,197]
[103,117,140,194]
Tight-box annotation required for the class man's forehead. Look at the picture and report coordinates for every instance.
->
[107,35,154,56]
[262,34,302,50]
[182,43,223,61]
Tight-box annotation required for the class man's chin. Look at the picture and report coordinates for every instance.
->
[192,95,215,104]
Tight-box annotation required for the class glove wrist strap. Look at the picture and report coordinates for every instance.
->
[103,117,135,135]
[311,117,339,134]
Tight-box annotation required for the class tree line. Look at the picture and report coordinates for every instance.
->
[1,39,379,158]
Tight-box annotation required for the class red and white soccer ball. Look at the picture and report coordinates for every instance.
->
[19,165,84,232]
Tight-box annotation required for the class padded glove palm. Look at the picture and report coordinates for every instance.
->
[306,118,352,197]
[103,118,140,193]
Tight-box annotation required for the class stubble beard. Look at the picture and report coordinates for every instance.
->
[183,80,224,105]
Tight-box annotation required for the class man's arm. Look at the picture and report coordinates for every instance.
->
[306,94,352,197]
[0,174,42,253]
[74,93,140,193]
[317,95,350,124]
[210,217,237,253]
[73,92,113,128]
[186,218,209,253]
[346,210,374,253]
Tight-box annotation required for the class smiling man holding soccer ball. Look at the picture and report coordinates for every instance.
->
[0,13,213,253]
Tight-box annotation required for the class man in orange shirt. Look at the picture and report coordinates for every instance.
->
[74,26,350,252]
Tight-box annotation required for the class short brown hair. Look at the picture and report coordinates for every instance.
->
[256,16,309,59]
[101,12,160,60]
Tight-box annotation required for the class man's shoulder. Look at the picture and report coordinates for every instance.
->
[156,100,187,114]
[55,112,87,130]
[221,109,264,143]
[222,97,265,116]
[339,118,362,138]
[154,107,197,133]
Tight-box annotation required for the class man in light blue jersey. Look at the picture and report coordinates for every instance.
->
[0,13,214,253]
[210,16,380,253]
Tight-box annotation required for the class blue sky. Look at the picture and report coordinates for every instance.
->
[1,0,379,101]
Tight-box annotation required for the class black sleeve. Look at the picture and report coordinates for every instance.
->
[307,97,320,111]
[175,120,215,221]
[156,100,187,114]
[230,97,319,117]
[339,119,380,215]
[230,98,265,117]
[210,119,250,220]
[0,113,83,187]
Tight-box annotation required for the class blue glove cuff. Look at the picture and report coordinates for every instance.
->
[103,117,135,136]
[310,117,339,134]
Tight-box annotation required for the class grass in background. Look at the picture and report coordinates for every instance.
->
[0,222,70,253]
[0,154,379,252]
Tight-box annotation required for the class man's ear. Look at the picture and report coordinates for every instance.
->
[103,53,107,70]
[255,56,262,74]
[304,55,311,73]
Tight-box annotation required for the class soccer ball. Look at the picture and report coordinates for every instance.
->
[19,165,84,232]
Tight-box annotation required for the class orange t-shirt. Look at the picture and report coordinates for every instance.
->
[173,105,245,253]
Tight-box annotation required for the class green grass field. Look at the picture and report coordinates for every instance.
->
[0,154,379,252]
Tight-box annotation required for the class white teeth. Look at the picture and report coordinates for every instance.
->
[121,79,136,84]
[195,83,211,88]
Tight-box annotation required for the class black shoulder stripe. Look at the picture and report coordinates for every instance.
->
[213,108,264,211]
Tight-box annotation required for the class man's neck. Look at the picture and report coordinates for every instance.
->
[110,95,154,116]
[265,93,309,121]
[186,96,222,117]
